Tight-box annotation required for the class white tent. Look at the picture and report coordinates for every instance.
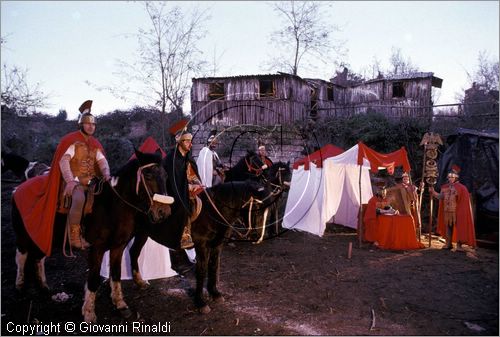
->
[283,144,373,236]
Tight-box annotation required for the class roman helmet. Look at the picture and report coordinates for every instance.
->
[77,100,96,125]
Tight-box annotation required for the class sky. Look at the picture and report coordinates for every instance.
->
[1,1,499,120]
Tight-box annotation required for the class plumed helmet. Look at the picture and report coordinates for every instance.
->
[77,100,96,125]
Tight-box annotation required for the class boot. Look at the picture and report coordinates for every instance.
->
[69,224,90,250]
[180,222,194,249]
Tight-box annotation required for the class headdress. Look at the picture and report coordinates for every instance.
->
[77,100,95,124]
[447,165,460,178]
[168,119,192,143]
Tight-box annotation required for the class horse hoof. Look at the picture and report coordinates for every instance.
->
[214,296,225,304]
[136,280,150,290]
[119,307,133,319]
[199,305,211,314]
[83,312,97,323]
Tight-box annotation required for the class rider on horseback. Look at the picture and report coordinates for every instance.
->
[164,122,203,249]
[58,100,111,249]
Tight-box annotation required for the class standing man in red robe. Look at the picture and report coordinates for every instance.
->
[429,166,476,250]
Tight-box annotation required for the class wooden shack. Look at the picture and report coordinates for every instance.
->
[191,73,312,126]
[190,71,443,126]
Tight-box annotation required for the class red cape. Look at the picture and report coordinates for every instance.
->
[363,195,379,242]
[13,131,104,256]
[436,182,476,247]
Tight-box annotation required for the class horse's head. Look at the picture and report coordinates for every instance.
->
[128,149,174,223]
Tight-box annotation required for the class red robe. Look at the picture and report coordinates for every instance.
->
[363,195,389,242]
[436,182,476,248]
[13,131,104,256]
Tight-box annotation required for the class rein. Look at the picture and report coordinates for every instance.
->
[110,163,161,214]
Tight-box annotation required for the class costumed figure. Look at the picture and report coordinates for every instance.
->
[196,134,225,187]
[251,145,273,176]
[363,185,399,242]
[163,122,203,249]
[13,100,110,255]
[397,172,424,230]
[429,166,476,249]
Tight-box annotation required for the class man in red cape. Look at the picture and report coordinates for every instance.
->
[430,166,476,249]
[13,100,108,256]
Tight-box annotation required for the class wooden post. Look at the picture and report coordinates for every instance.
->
[428,193,433,247]
[348,242,353,259]
[420,132,443,248]
[358,164,363,248]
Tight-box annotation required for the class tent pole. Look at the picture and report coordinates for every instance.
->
[428,193,433,247]
[358,164,363,248]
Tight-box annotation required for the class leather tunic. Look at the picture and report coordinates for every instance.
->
[69,141,99,185]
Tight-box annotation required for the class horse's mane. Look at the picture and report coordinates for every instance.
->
[114,151,162,178]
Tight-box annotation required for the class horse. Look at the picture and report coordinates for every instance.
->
[1,151,50,181]
[11,149,173,323]
[224,150,292,239]
[129,180,271,314]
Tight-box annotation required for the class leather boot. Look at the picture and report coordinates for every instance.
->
[180,221,194,249]
[70,224,90,249]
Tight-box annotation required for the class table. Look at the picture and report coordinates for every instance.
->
[365,215,424,250]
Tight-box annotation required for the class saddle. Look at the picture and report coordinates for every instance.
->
[57,178,100,214]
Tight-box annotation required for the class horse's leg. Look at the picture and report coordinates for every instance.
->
[194,242,210,313]
[15,249,28,290]
[207,244,224,303]
[34,257,49,291]
[255,207,269,244]
[129,234,149,289]
[82,246,105,323]
[109,245,129,311]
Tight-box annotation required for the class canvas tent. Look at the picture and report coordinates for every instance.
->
[283,144,372,236]
[283,142,412,238]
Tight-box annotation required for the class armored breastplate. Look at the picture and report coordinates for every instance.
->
[443,185,458,212]
[69,141,98,185]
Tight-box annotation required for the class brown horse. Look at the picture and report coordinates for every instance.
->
[131,180,271,313]
[12,150,173,322]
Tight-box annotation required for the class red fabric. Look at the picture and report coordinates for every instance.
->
[356,142,411,174]
[129,137,166,160]
[375,215,424,250]
[363,196,424,250]
[293,144,344,170]
[13,131,104,256]
[436,182,476,247]
[363,196,380,242]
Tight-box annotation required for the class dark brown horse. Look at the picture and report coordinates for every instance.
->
[224,151,292,240]
[12,150,173,322]
[131,180,271,313]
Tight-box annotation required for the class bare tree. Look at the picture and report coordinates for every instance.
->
[1,37,49,115]
[267,1,344,76]
[91,2,209,147]
[1,64,49,115]
[466,50,499,91]
[386,47,419,76]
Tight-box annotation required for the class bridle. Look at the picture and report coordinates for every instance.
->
[110,162,171,214]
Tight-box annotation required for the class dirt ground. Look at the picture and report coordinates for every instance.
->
[1,180,498,336]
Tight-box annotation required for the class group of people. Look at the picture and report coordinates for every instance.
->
[17,99,477,256]
[18,100,276,253]
[364,167,476,250]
